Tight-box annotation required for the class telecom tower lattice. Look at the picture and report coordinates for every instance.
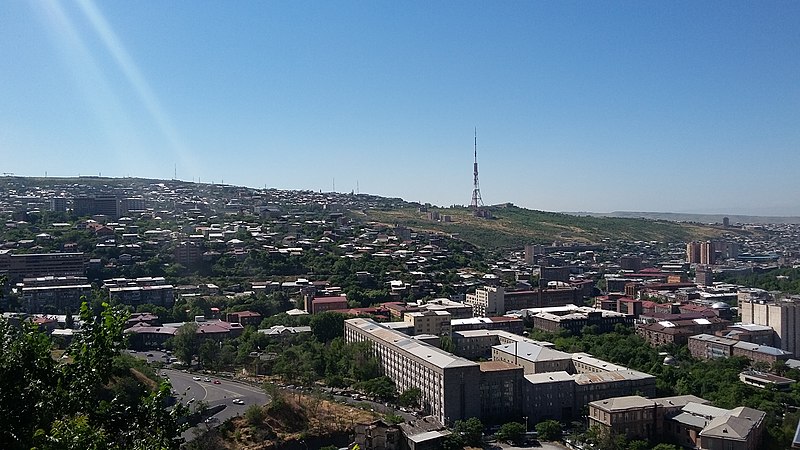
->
[470,128,484,211]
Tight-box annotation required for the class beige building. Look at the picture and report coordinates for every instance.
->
[404,310,452,336]
[492,341,572,374]
[589,395,765,450]
[344,318,481,424]
[465,286,505,317]
[740,296,800,356]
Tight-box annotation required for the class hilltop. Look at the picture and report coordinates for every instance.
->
[359,205,749,250]
[0,175,751,251]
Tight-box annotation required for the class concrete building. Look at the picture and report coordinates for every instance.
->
[740,296,800,356]
[478,361,524,423]
[465,286,505,317]
[492,341,573,375]
[404,310,452,336]
[588,394,767,450]
[689,334,792,364]
[530,306,632,335]
[0,251,86,282]
[21,276,92,314]
[105,277,175,308]
[344,318,481,424]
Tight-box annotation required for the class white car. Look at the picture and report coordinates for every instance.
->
[203,377,211,382]
[192,376,201,381]
[232,398,245,405]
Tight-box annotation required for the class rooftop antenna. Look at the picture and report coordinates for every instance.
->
[174,163,177,180]
[470,127,484,211]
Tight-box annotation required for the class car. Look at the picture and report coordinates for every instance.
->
[213,379,221,384]
[161,371,167,376]
[203,377,211,382]
[232,398,245,405]
[192,376,201,381]
[146,353,154,357]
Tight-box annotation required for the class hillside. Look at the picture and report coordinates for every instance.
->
[359,205,747,250]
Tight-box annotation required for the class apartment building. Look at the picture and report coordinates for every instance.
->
[740,296,800,356]
[404,310,452,336]
[105,277,175,308]
[21,276,92,313]
[465,286,505,317]
[0,251,86,282]
[344,318,481,424]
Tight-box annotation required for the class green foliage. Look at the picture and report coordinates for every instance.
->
[495,421,526,444]
[397,387,421,408]
[0,302,187,450]
[357,376,396,401]
[244,405,266,426]
[650,444,680,450]
[310,312,347,343]
[384,414,404,425]
[719,267,800,295]
[534,419,562,441]
[171,322,200,366]
[453,417,483,447]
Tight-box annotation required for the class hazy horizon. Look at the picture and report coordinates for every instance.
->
[2,2,799,215]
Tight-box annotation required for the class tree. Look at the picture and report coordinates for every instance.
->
[453,417,483,447]
[310,312,347,343]
[0,301,187,449]
[496,421,526,445]
[650,444,680,450]
[358,376,396,401]
[534,419,562,441]
[244,404,266,426]
[172,322,200,366]
[397,387,421,408]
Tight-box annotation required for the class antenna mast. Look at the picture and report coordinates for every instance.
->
[470,127,484,211]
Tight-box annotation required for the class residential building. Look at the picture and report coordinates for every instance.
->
[465,286,505,317]
[740,296,800,356]
[0,251,85,282]
[20,276,92,313]
[404,310,452,336]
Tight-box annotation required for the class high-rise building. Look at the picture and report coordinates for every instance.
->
[686,242,701,264]
[700,241,715,265]
[740,297,800,357]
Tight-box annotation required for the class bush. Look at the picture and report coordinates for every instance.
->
[244,405,266,426]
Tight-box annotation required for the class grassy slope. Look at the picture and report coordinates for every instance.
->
[360,205,741,250]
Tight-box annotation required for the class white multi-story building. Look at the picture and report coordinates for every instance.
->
[344,318,481,424]
[465,286,505,317]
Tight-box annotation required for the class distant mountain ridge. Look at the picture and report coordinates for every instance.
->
[564,211,800,225]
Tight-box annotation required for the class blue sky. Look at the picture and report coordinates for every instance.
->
[2,1,799,215]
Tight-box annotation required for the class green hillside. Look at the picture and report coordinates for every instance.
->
[359,205,745,250]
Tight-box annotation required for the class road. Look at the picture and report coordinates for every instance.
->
[163,369,269,442]
[128,351,269,441]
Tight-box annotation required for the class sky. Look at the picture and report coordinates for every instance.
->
[1,1,799,215]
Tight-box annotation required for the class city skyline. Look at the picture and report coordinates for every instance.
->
[2,1,799,215]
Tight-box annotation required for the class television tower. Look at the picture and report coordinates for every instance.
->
[470,128,484,211]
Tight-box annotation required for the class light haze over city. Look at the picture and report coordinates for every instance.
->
[1,1,799,215]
